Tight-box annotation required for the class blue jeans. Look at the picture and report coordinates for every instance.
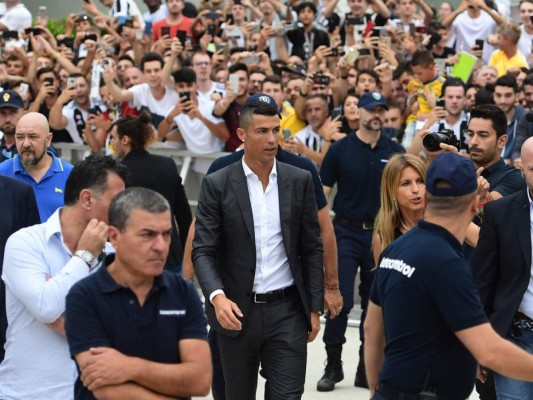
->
[494,329,533,399]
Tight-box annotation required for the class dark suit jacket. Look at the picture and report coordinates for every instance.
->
[0,176,40,360]
[473,188,531,337]
[120,149,192,269]
[192,161,324,337]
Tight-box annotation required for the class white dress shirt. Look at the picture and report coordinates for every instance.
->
[0,209,91,400]
[242,159,294,293]
[519,190,533,318]
[209,159,294,303]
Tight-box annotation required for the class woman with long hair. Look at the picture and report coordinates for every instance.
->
[372,153,426,264]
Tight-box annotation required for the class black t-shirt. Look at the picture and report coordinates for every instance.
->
[38,99,73,143]
[433,47,456,59]
[371,220,488,399]
[286,27,330,61]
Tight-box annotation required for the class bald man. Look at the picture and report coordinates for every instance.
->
[474,137,533,397]
[0,112,73,221]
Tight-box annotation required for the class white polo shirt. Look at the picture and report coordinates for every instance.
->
[0,3,31,32]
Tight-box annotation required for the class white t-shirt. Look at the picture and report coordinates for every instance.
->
[143,3,168,24]
[451,11,497,64]
[61,101,90,144]
[174,89,225,174]
[129,83,179,128]
[0,3,31,31]
[518,24,533,66]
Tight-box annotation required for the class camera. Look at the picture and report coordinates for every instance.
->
[423,129,459,152]
[312,73,329,86]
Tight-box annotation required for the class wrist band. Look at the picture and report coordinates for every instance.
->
[324,284,340,290]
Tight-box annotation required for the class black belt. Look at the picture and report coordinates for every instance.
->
[334,215,374,230]
[514,312,533,332]
[516,312,533,322]
[251,285,297,304]
[377,383,422,400]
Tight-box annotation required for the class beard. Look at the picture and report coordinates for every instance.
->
[0,124,15,136]
[362,117,383,132]
[20,146,47,168]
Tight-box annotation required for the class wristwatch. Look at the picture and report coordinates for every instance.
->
[74,250,96,267]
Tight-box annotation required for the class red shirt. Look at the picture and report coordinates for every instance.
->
[152,17,194,41]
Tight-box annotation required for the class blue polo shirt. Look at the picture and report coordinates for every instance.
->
[370,220,488,398]
[65,255,208,400]
[0,152,72,222]
[208,147,328,210]
[320,132,404,221]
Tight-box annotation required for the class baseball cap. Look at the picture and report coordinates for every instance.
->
[358,92,388,111]
[282,63,307,77]
[241,93,278,110]
[426,153,478,197]
[0,90,24,109]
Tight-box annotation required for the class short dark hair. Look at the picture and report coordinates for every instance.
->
[475,87,495,106]
[523,73,533,88]
[172,67,196,84]
[469,104,508,138]
[117,54,135,65]
[297,1,317,15]
[109,187,170,231]
[393,61,413,80]
[356,68,380,86]
[64,155,128,206]
[140,52,164,72]
[36,67,58,81]
[261,74,283,89]
[112,111,153,152]
[495,74,518,93]
[239,100,278,131]
[442,77,465,96]
[228,63,249,77]
[411,50,435,68]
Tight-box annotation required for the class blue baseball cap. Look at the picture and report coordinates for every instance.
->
[241,93,278,111]
[0,90,24,109]
[426,153,478,197]
[358,92,388,111]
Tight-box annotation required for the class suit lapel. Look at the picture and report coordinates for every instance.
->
[513,189,532,269]
[229,163,255,241]
[277,162,292,256]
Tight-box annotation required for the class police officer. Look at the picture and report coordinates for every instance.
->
[365,152,533,399]
[318,92,404,391]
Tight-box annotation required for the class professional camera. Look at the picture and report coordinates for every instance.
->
[423,129,459,152]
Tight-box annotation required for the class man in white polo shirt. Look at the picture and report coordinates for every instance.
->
[0,1,31,32]
[158,67,229,175]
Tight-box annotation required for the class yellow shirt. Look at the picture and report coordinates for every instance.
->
[489,49,528,77]
[279,102,306,141]
[415,75,446,115]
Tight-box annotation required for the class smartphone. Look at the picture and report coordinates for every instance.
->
[24,27,44,36]
[216,43,226,52]
[409,23,415,37]
[229,74,239,93]
[347,16,363,26]
[161,26,171,37]
[436,98,445,108]
[84,33,97,42]
[67,77,77,89]
[88,106,101,115]
[415,25,427,34]
[345,48,359,64]
[206,12,220,20]
[180,92,191,103]
[242,54,260,64]
[43,77,54,86]
[359,48,371,56]
[475,39,484,50]
[207,23,216,37]
[176,30,187,45]
[59,37,75,49]
[397,21,404,32]
[135,31,143,40]
[18,83,29,96]
[2,31,18,40]
[144,21,153,36]
[312,73,329,86]
[282,129,292,140]
[284,22,297,31]
[327,47,344,57]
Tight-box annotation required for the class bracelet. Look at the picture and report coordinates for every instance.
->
[324,284,340,290]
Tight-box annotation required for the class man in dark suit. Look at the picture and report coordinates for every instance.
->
[0,176,40,361]
[474,136,533,397]
[193,94,324,399]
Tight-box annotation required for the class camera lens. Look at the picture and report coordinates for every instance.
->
[423,132,447,152]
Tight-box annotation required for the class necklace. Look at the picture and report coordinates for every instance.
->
[400,218,413,231]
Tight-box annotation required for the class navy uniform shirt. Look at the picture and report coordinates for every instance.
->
[208,147,328,210]
[481,158,525,198]
[371,220,488,399]
[320,132,404,221]
[65,255,208,400]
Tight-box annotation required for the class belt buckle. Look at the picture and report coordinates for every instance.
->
[362,221,373,230]
[253,293,267,304]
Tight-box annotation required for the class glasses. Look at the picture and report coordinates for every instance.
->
[194,61,210,67]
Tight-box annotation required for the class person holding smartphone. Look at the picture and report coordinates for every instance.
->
[152,0,194,41]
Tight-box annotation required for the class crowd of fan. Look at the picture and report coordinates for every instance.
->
[0,0,532,171]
